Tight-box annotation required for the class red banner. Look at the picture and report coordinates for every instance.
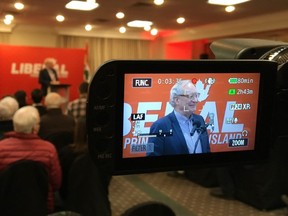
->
[0,44,86,103]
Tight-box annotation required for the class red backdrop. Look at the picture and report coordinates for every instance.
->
[0,44,86,103]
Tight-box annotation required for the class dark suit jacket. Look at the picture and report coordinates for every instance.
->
[34,104,47,116]
[38,108,75,141]
[38,68,58,96]
[147,111,210,156]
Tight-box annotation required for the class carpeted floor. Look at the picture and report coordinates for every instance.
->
[109,172,288,216]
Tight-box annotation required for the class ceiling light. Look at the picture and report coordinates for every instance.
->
[65,0,99,11]
[56,15,65,22]
[144,25,151,31]
[225,5,235,12]
[85,24,92,31]
[119,26,126,33]
[208,0,250,5]
[3,19,12,25]
[154,0,164,5]
[5,14,14,21]
[150,28,158,36]
[176,17,185,24]
[127,20,153,28]
[14,2,24,10]
[116,12,125,19]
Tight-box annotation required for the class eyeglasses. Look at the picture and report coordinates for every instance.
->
[178,93,200,100]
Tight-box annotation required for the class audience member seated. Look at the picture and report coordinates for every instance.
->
[0,106,62,213]
[38,92,75,150]
[0,96,19,139]
[58,117,112,216]
[0,96,19,116]
[31,88,47,116]
[67,81,89,120]
[14,90,28,108]
[0,103,14,140]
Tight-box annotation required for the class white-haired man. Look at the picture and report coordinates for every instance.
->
[0,96,19,139]
[38,92,75,145]
[0,96,19,118]
[147,79,210,156]
[38,58,59,96]
[0,106,62,213]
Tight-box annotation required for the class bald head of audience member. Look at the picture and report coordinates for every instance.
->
[13,106,40,134]
[0,96,19,120]
[45,92,63,109]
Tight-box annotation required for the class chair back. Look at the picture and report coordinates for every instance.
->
[121,201,176,216]
[0,160,49,216]
[65,153,112,216]
[45,131,74,152]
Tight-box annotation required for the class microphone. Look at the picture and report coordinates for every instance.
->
[190,120,201,136]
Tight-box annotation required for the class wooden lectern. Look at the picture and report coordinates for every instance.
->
[49,84,71,102]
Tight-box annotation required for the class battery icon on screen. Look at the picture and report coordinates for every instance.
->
[228,89,236,95]
[228,78,238,84]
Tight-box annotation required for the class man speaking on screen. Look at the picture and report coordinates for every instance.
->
[147,80,210,156]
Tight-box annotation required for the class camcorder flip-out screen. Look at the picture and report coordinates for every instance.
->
[87,60,277,175]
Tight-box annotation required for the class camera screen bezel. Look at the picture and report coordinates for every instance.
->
[87,60,277,175]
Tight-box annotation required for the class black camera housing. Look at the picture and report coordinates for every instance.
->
[87,58,278,175]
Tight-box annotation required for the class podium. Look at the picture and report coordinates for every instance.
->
[49,84,71,102]
[48,84,71,112]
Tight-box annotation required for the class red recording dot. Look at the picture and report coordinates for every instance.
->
[191,78,197,84]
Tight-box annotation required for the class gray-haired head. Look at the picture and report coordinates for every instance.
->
[169,80,194,107]
[13,106,40,134]
[45,92,64,109]
[44,57,56,69]
[0,96,19,119]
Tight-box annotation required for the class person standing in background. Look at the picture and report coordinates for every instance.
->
[38,58,59,96]
[67,81,89,120]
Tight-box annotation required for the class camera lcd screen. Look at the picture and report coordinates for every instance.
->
[123,73,260,158]
[87,60,277,174]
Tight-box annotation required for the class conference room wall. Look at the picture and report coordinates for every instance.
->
[3,24,288,76]
[9,25,58,48]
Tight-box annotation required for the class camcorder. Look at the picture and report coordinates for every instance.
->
[87,38,288,175]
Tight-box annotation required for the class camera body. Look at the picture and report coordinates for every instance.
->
[86,49,283,175]
[211,38,288,138]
